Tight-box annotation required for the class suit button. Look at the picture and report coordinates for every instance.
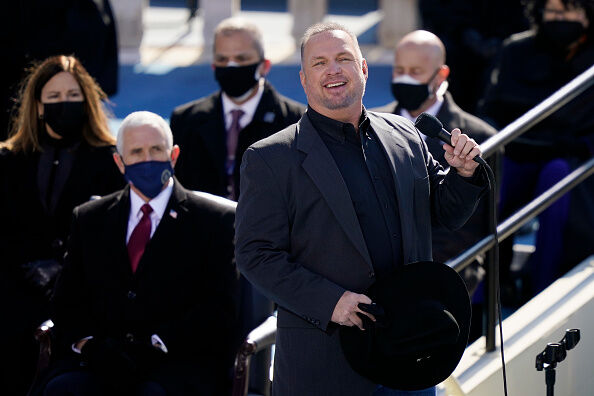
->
[368,271,375,278]
[127,291,136,300]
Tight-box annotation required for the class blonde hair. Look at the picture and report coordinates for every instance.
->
[2,55,115,152]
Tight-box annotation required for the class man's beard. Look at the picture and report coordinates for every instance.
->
[322,79,366,110]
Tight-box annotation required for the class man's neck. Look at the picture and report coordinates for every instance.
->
[310,103,363,131]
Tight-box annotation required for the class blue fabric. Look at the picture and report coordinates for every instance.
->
[124,160,174,199]
[374,385,437,395]
[500,157,571,295]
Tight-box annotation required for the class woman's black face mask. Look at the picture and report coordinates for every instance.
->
[42,101,87,142]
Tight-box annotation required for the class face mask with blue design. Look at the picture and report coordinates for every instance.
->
[124,160,174,199]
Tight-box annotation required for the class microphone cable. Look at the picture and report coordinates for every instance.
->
[414,112,508,395]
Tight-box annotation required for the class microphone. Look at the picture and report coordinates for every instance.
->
[414,112,486,166]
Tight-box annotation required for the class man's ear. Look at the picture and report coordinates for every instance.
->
[170,145,180,168]
[299,69,306,91]
[437,65,450,83]
[113,152,126,175]
[259,59,272,77]
[362,58,369,80]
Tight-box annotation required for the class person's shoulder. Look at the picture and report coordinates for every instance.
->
[263,82,305,116]
[502,29,536,51]
[177,185,235,226]
[250,120,300,150]
[184,188,235,214]
[171,91,221,119]
[368,111,415,130]
[369,101,398,114]
[74,188,124,218]
[457,111,497,140]
[442,95,497,141]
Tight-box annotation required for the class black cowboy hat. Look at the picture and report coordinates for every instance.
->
[339,261,471,391]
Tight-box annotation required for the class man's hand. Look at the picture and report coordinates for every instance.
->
[443,128,481,177]
[331,291,375,330]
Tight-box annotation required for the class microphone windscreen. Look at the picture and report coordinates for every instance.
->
[414,113,443,138]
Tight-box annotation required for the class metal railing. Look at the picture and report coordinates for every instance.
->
[446,63,594,352]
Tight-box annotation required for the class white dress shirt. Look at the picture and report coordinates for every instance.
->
[126,178,174,243]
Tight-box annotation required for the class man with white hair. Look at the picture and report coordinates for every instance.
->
[44,111,239,395]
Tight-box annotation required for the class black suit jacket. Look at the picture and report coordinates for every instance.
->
[0,143,124,395]
[170,81,304,198]
[235,111,487,396]
[372,92,497,264]
[51,181,239,394]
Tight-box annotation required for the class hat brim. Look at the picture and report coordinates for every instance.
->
[339,261,471,390]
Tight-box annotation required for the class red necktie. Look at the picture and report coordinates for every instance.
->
[226,109,245,199]
[127,203,153,273]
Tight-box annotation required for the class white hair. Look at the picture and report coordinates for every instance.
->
[116,111,173,154]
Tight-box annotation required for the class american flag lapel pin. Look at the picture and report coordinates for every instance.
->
[169,209,178,219]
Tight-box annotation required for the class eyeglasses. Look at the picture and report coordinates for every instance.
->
[543,7,585,18]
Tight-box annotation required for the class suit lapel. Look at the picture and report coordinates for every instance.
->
[106,186,134,279]
[198,93,227,174]
[296,116,373,269]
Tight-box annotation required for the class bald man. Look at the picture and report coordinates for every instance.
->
[374,30,496,302]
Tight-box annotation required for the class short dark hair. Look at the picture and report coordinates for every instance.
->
[214,17,265,59]
[300,22,362,66]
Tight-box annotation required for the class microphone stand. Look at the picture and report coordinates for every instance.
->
[535,329,581,396]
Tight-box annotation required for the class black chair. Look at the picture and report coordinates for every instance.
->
[232,315,276,396]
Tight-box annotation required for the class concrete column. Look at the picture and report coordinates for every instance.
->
[202,0,240,51]
[378,0,420,48]
[110,0,147,64]
[289,0,327,43]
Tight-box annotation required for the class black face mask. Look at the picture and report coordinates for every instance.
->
[42,101,87,142]
[390,69,440,111]
[214,62,261,98]
[539,20,586,50]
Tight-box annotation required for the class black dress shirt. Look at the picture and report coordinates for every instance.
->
[307,106,403,278]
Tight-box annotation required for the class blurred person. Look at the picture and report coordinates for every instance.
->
[1,0,118,140]
[0,55,124,395]
[480,0,594,300]
[419,0,529,113]
[235,22,487,396]
[373,30,497,339]
[170,17,304,200]
[43,111,239,396]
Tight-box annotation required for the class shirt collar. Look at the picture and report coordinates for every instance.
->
[306,105,370,144]
[129,177,174,221]
[221,79,265,129]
